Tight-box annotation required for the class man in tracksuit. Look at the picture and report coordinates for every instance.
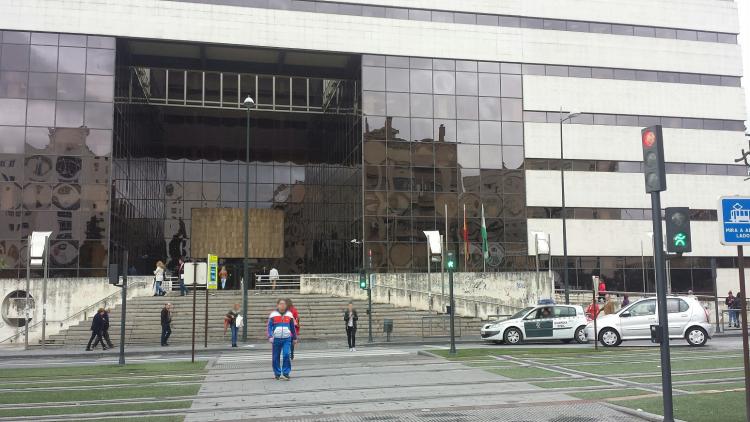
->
[267,298,297,380]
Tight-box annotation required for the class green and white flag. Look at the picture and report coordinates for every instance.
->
[481,203,489,261]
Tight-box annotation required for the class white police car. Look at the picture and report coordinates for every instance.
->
[480,304,588,345]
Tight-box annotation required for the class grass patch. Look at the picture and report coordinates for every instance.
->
[562,357,742,376]
[618,391,746,422]
[96,417,184,422]
[0,400,192,418]
[624,370,745,384]
[485,366,562,379]
[530,379,609,389]
[0,375,203,390]
[466,361,518,368]
[0,361,206,381]
[678,382,745,392]
[0,384,201,405]
[570,388,653,400]
[429,347,650,360]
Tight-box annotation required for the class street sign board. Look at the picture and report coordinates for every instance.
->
[207,254,218,289]
[719,196,750,245]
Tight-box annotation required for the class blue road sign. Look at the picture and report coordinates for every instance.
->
[719,196,750,245]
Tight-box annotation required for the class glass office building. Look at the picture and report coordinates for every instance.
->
[0,0,747,293]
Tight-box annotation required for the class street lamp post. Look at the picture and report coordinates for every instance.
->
[242,95,254,342]
[559,109,580,305]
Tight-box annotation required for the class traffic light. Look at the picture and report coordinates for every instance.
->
[359,269,367,289]
[665,207,692,253]
[446,252,456,272]
[641,125,667,193]
[108,263,119,285]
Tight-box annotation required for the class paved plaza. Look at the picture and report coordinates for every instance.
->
[0,337,744,421]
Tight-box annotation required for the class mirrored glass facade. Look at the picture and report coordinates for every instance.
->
[0,31,114,278]
[361,55,526,272]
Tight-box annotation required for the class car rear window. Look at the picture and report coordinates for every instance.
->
[667,298,690,313]
[553,306,577,317]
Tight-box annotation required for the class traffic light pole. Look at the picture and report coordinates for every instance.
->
[650,191,674,422]
[736,246,750,419]
[448,268,456,355]
[367,250,373,343]
[119,250,128,366]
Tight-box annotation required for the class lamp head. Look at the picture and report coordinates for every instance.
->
[567,110,581,119]
[243,95,255,108]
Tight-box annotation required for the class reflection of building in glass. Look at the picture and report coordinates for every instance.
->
[0,32,114,278]
[1,0,746,295]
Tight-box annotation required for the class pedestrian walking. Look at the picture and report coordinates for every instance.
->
[600,295,616,316]
[269,267,279,290]
[344,302,358,352]
[597,278,607,303]
[85,308,107,351]
[731,291,743,328]
[225,303,241,347]
[621,295,630,308]
[102,308,114,348]
[161,303,172,346]
[585,299,600,320]
[178,258,188,296]
[726,291,737,328]
[287,298,300,360]
[219,266,229,290]
[154,261,166,296]
[267,298,297,380]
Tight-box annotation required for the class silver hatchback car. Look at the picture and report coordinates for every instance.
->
[585,296,714,347]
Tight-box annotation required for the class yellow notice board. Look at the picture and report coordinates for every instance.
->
[207,254,218,290]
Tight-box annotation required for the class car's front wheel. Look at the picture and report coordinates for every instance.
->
[685,326,708,347]
[574,326,587,344]
[599,328,621,347]
[504,327,523,345]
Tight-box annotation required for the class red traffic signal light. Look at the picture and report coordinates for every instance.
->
[641,125,666,193]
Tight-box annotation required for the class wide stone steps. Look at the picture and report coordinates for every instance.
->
[50,292,481,345]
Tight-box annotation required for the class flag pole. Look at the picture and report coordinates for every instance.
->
[463,203,467,271]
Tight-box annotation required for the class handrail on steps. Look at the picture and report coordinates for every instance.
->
[0,280,150,344]
[303,275,521,313]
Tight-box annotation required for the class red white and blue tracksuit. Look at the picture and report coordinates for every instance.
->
[267,309,297,377]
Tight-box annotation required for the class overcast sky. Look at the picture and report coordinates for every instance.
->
[740,0,749,129]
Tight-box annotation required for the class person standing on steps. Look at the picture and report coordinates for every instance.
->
[178,258,188,296]
[219,266,229,290]
[267,298,297,380]
[154,261,166,296]
[102,308,114,348]
[287,298,300,360]
[85,308,107,351]
[344,302,358,352]
[161,303,172,346]
[225,303,241,347]
[269,267,279,291]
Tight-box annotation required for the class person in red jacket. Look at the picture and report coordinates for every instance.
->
[597,278,607,303]
[287,298,300,360]
[585,299,600,321]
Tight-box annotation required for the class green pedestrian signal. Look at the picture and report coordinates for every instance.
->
[359,269,367,290]
[446,252,456,272]
[665,207,692,253]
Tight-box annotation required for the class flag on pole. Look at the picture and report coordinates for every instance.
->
[463,203,469,269]
[481,204,489,262]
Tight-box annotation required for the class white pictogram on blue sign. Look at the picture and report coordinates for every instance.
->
[719,197,750,245]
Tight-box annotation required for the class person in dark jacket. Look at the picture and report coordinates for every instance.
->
[344,302,358,352]
[731,292,743,328]
[85,308,107,351]
[102,308,114,348]
[161,303,172,346]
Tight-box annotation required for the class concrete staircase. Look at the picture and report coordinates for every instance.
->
[49,291,483,346]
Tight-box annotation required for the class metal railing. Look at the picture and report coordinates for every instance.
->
[421,315,462,338]
[0,280,150,345]
[255,274,301,292]
[304,275,522,318]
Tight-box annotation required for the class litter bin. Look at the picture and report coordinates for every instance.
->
[383,319,394,342]
[650,324,662,344]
